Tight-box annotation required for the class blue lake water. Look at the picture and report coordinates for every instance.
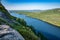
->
[10,12,60,40]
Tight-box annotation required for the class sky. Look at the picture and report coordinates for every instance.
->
[1,0,60,10]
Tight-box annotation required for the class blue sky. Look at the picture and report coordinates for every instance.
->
[1,0,60,10]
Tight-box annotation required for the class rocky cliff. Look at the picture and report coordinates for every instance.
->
[0,3,39,40]
[0,3,25,40]
[0,25,25,40]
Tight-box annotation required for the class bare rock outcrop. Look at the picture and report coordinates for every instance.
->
[0,25,25,40]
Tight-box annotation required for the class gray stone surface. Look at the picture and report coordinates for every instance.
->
[0,25,25,40]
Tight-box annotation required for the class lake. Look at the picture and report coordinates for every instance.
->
[10,12,60,40]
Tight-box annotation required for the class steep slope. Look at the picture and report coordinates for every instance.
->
[0,3,39,40]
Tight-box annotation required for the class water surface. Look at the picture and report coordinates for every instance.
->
[10,13,60,40]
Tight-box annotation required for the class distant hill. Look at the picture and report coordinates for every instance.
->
[14,8,60,27]
[10,8,60,13]
[9,10,42,13]
[44,8,60,12]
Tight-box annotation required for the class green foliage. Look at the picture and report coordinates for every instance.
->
[0,3,14,19]
[16,18,27,26]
